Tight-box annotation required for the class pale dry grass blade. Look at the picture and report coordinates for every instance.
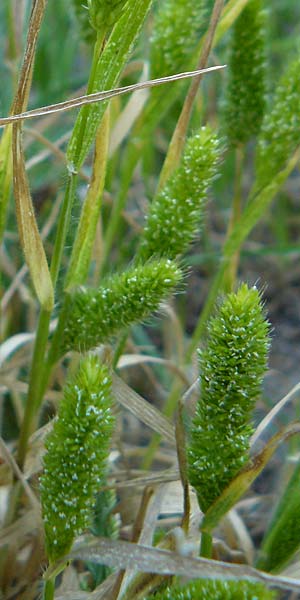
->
[0,437,39,510]
[109,63,149,156]
[55,536,300,594]
[112,469,179,490]
[117,354,189,385]
[11,0,54,310]
[0,510,40,549]
[0,66,226,127]
[251,382,300,447]
[112,374,175,446]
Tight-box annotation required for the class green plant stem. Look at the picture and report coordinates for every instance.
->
[35,34,108,396]
[112,331,129,369]
[50,173,78,286]
[16,173,78,468]
[16,307,52,469]
[101,139,141,271]
[68,32,106,172]
[43,576,55,600]
[200,530,213,558]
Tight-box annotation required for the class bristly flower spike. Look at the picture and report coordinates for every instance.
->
[149,0,205,79]
[137,127,220,261]
[255,52,300,188]
[145,578,277,600]
[61,259,182,355]
[40,356,114,563]
[187,284,270,513]
[223,0,267,146]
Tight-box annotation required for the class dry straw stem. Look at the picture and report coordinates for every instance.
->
[47,535,300,595]
[11,0,54,311]
[0,66,225,127]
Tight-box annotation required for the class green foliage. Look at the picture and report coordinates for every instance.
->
[223,0,267,145]
[146,578,276,599]
[255,53,300,187]
[187,284,270,512]
[40,356,114,563]
[61,259,182,354]
[149,0,205,78]
[137,127,220,261]
[257,461,300,572]
[67,0,153,170]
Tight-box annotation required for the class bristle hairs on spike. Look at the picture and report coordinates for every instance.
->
[188,283,271,513]
[145,578,277,599]
[255,53,300,187]
[61,259,182,355]
[40,356,114,563]
[150,0,206,78]
[138,127,221,261]
[223,0,267,145]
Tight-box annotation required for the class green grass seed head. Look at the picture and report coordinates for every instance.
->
[138,127,220,261]
[187,284,270,513]
[145,578,277,600]
[61,259,182,354]
[255,53,300,187]
[223,0,267,146]
[150,0,205,78]
[40,356,114,563]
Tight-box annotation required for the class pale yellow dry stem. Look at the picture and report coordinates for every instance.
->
[0,66,225,127]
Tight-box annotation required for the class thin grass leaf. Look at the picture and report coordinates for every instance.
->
[257,461,300,572]
[0,126,12,241]
[12,126,54,310]
[112,374,175,446]
[67,0,154,170]
[0,66,225,127]
[47,536,300,594]
[65,109,110,289]
[201,422,300,534]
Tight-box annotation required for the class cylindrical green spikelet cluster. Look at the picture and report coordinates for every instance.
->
[145,578,276,599]
[150,0,205,78]
[255,53,300,187]
[223,0,267,145]
[40,356,114,563]
[88,0,128,32]
[137,128,220,261]
[187,284,270,513]
[61,259,182,354]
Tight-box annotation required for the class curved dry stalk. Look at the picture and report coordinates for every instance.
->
[0,66,225,127]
